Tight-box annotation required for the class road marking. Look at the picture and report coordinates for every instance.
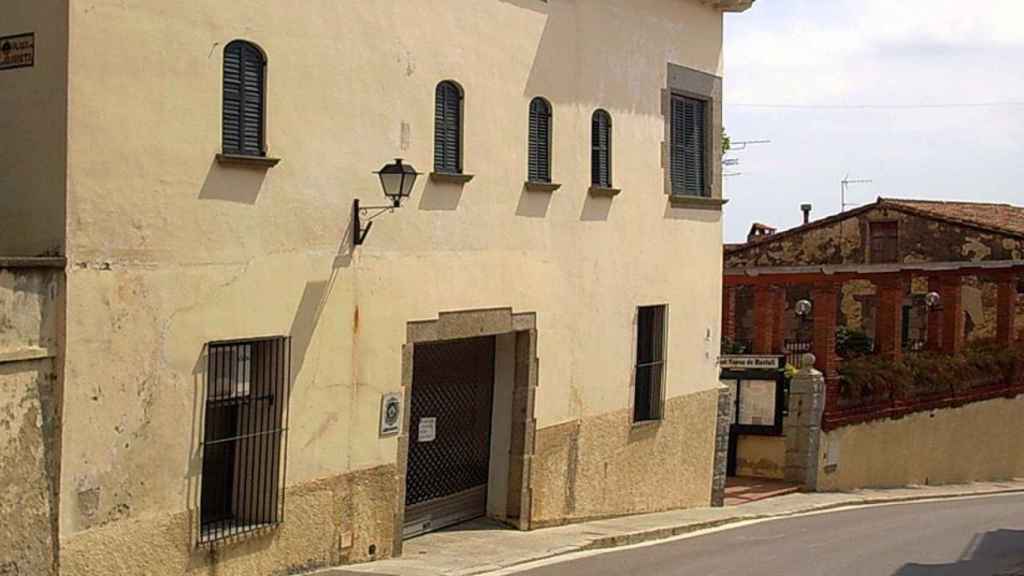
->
[479,491,1024,576]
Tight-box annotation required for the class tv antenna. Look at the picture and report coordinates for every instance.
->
[841,175,873,211]
[722,139,770,178]
[729,139,771,151]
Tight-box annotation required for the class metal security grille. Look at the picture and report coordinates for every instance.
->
[199,337,290,544]
[406,337,495,508]
[528,97,552,183]
[670,95,706,197]
[591,109,612,187]
[434,81,463,174]
[223,41,266,157]
[634,305,666,422]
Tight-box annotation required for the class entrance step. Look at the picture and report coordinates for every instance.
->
[725,477,801,506]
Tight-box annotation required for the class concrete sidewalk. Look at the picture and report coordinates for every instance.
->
[316,480,1024,576]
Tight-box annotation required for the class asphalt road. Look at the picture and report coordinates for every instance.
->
[513,493,1024,576]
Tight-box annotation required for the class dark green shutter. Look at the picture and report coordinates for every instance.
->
[223,41,265,156]
[671,95,706,197]
[591,110,611,187]
[434,82,462,173]
[528,98,551,183]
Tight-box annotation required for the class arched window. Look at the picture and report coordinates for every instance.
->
[434,81,463,174]
[591,110,612,187]
[528,97,552,183]
[222,40,266,157]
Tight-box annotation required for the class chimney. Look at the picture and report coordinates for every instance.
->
[801,203,812,224]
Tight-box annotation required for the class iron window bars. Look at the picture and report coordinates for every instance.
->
[199,336,291,544]
[634,305,666,422]
[670,94,707,197]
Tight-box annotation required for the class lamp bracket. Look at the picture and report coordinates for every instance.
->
[353,198,398,246]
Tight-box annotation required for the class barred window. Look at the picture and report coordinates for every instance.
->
[434,81,464,174]
[222,40,267,157]
[634,305,666,423]
[200,337,291,543]
[528,97,552,183]
[670,95,707,197]
[591,109,612,187]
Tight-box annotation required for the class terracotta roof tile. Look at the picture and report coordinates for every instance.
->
[727,197,1024,256]
[879,198,1024,238]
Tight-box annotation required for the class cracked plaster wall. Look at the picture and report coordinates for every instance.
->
[0,0,68,257]
[0,267,63,576]
[56,0,729,573]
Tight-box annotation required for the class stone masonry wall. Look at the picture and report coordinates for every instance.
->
[0,262,64,576]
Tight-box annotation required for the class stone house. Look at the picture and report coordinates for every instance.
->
[0,1,754,574]
[725,197,1024,354]
[721,197,1024,481]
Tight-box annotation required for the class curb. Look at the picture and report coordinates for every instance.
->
[475,485,1024,575]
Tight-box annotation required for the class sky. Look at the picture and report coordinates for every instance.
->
[721,0,1024,243]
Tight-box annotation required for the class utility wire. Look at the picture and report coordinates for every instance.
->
[726,101,1024,110]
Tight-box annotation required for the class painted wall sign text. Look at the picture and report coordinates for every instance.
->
[0,33,34,71]
[719,355,783,370]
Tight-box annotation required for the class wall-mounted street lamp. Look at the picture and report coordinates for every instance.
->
[795,299,813,320]
[353,158,421,246]
[925,291,942,310]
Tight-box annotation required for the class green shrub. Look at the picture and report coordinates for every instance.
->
[838,339,1024,403]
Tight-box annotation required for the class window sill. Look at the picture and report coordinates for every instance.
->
[524,181,561,193]
[216,153,281,168]
[430,172,475,184]
[668,195,728,210]
[630,418,663,430]
[588,186,621,198]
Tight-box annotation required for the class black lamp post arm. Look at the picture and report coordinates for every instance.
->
[353,198,398,246]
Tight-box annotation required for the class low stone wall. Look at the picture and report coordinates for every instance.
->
[816,394,1024,492]
[529,389,718,527]
[0,259,64,576]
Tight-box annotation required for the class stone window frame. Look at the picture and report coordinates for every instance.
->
[393,307,539,555]
[663,63,725,210]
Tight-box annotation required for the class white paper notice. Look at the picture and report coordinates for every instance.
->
[418,417,437,442]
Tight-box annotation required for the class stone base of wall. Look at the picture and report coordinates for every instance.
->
[818,395,1024,492]
[0,359,60,576]
[59,464,397,576]
[529,389,718,527]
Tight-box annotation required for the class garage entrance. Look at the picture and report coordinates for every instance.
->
[403,336,496,538]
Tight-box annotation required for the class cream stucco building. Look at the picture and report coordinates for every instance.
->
[1,0,754,574]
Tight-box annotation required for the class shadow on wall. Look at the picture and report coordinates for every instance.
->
[516,186,553,218]
[497,0,684,117]
[418,180,464,212]
[892,529,1024,575]
[198,158,269,204]
[580,194,613,222]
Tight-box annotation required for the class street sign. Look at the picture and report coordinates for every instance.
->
[0,33,34,71]
[720,355,784,370]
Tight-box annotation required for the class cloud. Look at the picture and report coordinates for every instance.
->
[720,0,1024,243]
